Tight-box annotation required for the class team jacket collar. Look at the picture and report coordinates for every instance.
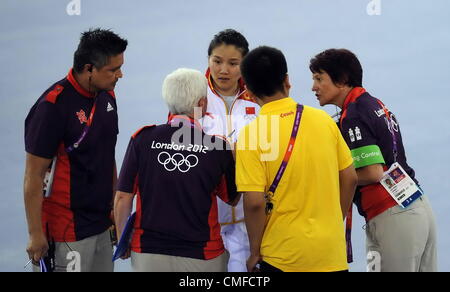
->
[168,115,203,131]
[342,87,367,111]
[67,68,96,98]
[205,68,256,103]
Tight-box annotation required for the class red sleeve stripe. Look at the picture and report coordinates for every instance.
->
[132,125,156,139]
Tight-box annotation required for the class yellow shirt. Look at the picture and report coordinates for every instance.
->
[236,97,353,272]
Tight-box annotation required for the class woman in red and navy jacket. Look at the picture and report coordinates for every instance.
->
[310,49,437,272]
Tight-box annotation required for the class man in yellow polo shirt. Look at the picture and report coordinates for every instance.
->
[236,46,358,272]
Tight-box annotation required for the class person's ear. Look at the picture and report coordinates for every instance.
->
[245,86,257,100]
[284,74,291,91]
[84,64,94,74]
[197,96,206,107]
[335,76,350,89]
[197,97,208,116]
[245,86,265,107]
[335,82,346,89]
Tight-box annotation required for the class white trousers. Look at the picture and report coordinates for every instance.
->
[221,222,251,272]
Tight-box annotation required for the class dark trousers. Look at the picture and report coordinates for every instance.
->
[260,261,283,272]
[260,261,349,272]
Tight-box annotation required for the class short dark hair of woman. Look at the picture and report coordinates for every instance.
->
[208,29,249,57]
[309,49,363,87]
[73,28,128,73]
[241,46,288,98]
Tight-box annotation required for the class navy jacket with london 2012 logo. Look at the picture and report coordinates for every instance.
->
[117,117,238,260]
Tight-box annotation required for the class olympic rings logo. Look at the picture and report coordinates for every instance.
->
[157,152,199,173]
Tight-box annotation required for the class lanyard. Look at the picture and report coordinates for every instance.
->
[66,100,98,153]
[375,99,398,163]
[39,259,48,272]
[339,89,398,263]
[268,104,304,196]
[340,88,397,163]
[345,206,353,263]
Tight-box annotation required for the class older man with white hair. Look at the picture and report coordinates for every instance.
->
[114,68,240,272]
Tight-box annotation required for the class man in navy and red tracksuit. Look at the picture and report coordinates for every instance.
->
[24,28,128,272]
[114,68,240,272]
[310,48,437,272]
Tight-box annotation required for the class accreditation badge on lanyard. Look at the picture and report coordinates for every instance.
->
[375,99,423,208]
[380,162,423,208]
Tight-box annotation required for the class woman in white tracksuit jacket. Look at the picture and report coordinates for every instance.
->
[201,29,260,272]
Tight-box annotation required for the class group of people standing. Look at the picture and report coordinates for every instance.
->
[24,28,437,272]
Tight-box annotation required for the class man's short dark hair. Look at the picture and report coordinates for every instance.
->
[309,49,363,87]
[208,29,249,57]
[73,28,128,73]
[240,46,288,98]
